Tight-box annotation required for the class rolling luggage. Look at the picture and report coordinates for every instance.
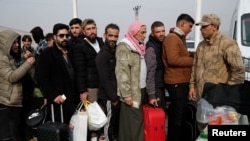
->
[143,104,166,141]
[36,104,69,141]
[167,101,199,141]
[181,101,200,141]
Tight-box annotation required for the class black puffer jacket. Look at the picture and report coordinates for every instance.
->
[68,34,84,49]
[95,45,118,102]
[70,37,104,93]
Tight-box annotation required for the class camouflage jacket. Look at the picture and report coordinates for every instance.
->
[190,31,245,99]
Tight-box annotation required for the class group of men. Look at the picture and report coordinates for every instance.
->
[0,12,245,141]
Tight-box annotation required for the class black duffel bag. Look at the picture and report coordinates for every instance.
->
[26,104,47,128]
[202,80,250,114]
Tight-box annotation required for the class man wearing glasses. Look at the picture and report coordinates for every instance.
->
[35,23,77,126]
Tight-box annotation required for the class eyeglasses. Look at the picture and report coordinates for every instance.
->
[57,34,69,38]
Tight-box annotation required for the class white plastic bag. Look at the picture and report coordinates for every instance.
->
[196,98,214,123]
[211,106,241,125]
[84,101,107,131]
[70,102,88,141]
[196,98,241,125]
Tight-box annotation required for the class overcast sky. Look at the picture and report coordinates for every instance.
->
[0,0,238,40]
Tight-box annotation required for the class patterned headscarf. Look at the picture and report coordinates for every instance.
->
[125,21,146,55]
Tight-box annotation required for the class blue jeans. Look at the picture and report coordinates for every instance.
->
[0,104,23,141]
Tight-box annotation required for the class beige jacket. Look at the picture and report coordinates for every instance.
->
[0,30,33,107]
[115,39,145,108]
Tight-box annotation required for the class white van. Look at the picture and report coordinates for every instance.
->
[229,0,250,81]
[186,40,195,52]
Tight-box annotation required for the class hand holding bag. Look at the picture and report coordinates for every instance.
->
[84,101,107,131]
[70,102,88,141]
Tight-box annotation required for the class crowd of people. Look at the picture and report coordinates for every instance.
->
[0,12,246,141]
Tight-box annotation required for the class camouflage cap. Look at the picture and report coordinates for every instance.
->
[195,14,221,26]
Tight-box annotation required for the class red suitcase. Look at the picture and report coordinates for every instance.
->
[143,105,166,141]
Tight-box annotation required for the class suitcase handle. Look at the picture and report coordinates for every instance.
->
[51,104,64,123]
[144,103,159,108]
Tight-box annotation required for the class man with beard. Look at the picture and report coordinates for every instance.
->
[95,23,120,141]
[115,21,147,141]
[35,23,77,125]
[145,21,166,110]
[70,18,104,141]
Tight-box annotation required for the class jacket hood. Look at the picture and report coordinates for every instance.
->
[0,30,21,56]
[148,35,163,46]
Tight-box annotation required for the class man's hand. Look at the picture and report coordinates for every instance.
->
[112,100,119,106]
[53,95,66,104]
[124,96,133,106]
[189,87,197,101]
[23,50,32,59]
[149,98,158,107]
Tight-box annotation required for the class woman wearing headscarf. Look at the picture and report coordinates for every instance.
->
[115,21,147,141]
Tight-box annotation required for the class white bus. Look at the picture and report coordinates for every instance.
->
[229,0,250,81]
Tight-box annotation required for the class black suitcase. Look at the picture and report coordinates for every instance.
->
[167,101,200,141]
[181,101,200,141]
[36,104,69,141]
